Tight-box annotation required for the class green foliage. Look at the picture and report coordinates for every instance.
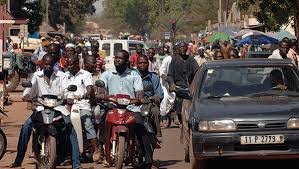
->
[237,0,297,31]
[0,0,6,5]
[11,0,42,33]
[101,0,231,38]
[48,0,96,34]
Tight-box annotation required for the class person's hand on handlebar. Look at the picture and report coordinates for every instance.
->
[95,94,107,101]
[169,84,176,92]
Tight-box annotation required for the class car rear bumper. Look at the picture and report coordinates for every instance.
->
[192,130,299,160]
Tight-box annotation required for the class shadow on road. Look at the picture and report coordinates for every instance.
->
[206,159,299,169]
[158,160,183,168]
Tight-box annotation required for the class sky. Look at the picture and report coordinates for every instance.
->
[93,0,104,16]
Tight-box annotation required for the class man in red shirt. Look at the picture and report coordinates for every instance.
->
[129,44,143,68]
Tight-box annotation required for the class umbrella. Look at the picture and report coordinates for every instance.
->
[233,29,265,39]
[208,32,230,43]
[275,30,296,40]
[236,34,279,46]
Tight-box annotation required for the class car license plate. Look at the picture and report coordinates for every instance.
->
[240,135,284,145]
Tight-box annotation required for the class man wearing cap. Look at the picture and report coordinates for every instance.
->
[194,47,207,67]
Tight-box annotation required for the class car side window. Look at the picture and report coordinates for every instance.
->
[114,43,123,56]
[282,67,299,91]
[102,43,111,56]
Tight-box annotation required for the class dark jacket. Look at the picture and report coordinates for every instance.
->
[167,55,199,88]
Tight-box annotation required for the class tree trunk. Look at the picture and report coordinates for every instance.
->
[296,0,299,39]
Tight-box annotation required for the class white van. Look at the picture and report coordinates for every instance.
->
[97,40,146,70]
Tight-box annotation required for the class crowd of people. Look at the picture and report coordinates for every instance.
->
[5,34,298,169]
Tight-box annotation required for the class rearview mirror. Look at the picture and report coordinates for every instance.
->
[67,85,77,92]
[95,80,105,88]
[22,80,32,88]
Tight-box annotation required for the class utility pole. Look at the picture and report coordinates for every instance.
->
[218,0,222,30]
[46,0,49,33]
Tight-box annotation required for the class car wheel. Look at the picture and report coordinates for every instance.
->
[189,131,207,169]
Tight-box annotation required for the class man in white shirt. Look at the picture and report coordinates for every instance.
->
[65,54,101,162]
[10,54,81,169]
[159,53,175,118]
[269,38,297,66]
[194,47,207,67]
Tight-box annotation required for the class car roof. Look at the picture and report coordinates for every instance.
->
[203,59,294,68]
[98,39,144,43]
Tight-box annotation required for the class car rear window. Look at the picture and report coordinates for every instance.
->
[114,43,123,56]
[200,66,299,98]
[102,43,111,56]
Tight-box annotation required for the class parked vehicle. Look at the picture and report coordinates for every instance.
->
[3,51,36,92]
[97,40,147,70]
[183,59,299,169]
[246,51,272,58]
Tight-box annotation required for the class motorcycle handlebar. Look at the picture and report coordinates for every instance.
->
[100,95,142,105]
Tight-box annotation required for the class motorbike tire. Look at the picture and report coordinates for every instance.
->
[37,136,56,169]
[163,113,172,128]
[115,136,125,169]
[6,70,20,92]
[0,128,7,160]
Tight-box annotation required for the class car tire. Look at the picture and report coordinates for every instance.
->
[189,131,206,169]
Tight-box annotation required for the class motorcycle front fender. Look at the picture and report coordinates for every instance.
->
[54,105,70,116]
[144,121,155,134]
[38,125,57,136]
[47,125,58,136]
[111,125,128,141]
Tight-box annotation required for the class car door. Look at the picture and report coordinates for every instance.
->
[180,66,204,157]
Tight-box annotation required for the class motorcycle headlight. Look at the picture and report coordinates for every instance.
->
[43,98,57,107]
[117,98,130,106]
[198,120,236,132]
[287,118,299,129]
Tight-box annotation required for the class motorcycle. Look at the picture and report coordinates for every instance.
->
[96,80,145,169]
[0,107,8,160]
[22,81,76,169]
[65,87,94,161]
[140,98,159,136]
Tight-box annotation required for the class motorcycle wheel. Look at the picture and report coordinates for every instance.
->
[131,138,145,169]
[163,113,172,128]
[37,136,56,169]
[115,135,125,169]
[0,128,7,160]
[6,70,20,92]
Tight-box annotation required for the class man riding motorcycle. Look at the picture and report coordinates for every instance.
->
[10,54,81,169]
[65,54,101,162]
[98,50,155,168]
[137,55,164,137]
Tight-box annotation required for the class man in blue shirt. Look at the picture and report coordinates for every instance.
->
[99,50,154,169]
[137,55,164,137]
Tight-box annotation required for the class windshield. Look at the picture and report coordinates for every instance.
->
[200,66,299,98]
